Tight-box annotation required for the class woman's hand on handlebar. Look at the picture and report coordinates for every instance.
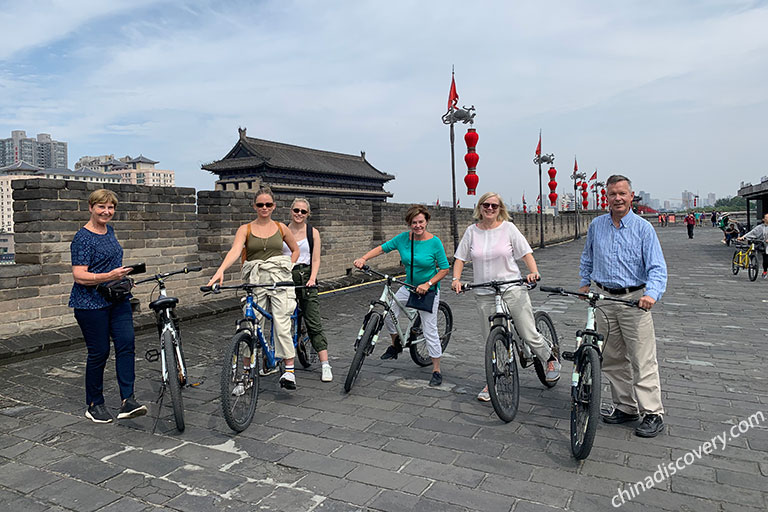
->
[526,271,540,284]
[451,279,463,294]
[414,282,430,295]
[206,271,224,288]
[353,258,366,269]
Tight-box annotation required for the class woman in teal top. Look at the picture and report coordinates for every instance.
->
[353,205,450,386]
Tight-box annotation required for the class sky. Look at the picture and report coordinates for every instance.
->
[2,0,767,207]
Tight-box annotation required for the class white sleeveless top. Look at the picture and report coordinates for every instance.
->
[282,237,311,265]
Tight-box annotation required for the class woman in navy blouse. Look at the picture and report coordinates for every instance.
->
[69,189,147,424]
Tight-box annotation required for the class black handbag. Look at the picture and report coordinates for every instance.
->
[405,237,436,312]
[96,278,133,302]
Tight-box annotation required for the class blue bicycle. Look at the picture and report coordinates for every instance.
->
[200,281,310,432]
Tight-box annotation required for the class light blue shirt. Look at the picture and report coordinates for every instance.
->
[579,210,667,301]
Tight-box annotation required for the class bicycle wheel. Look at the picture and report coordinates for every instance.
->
[162,329,185,432]
[220,331,259,432]
[485,325,519,423]
[295,317,315,369]
[532,311,560,388]
[409,301,453,367]
[748,252,758,281]
[344,313,381,393]
[571,345,601,460]
[732,251,740,275]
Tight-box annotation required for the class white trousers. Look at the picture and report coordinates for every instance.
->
[384,286,443,359]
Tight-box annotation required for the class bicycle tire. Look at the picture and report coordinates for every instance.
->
[485,325,519,423]
[344,313,381,393]
[220,331,259,432]
[409,301,453,367]
[732,251,740,275]
[748,252,758,281]
[163,329,185,432]
[295,317,314,369]
[532,311,560,388]
[571,345,601,460]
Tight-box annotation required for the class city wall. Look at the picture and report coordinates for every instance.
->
[0,180,596,337]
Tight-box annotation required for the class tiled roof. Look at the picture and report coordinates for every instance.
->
[127,155,158,164]
[203,137,394,182]
[0,160,44,173]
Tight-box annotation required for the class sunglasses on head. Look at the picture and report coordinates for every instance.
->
[255,202,274,208]
[292,208,308,215]
[481,202,500,210]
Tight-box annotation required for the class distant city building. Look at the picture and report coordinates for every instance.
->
[0,130,67,168]
[77,154,175,186]
[706,193,716,207]
[0,161,120,234]
[0,231,13,264]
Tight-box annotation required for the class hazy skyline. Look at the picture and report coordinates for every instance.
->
[2,0,766,205]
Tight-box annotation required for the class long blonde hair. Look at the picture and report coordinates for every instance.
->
[472,192,510,222]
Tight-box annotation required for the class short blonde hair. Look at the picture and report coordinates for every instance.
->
[89,189,118,207]
[472,192,510,222]
[291,197,311,217]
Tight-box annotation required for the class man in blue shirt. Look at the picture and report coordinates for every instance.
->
[579,175,668,438]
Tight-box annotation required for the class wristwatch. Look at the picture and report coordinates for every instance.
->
[427,280,433,286]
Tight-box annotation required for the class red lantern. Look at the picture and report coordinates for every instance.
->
[581,182,588,191]
[547,166,557,206]
[537,205,541,213]
[582,199,589,209]
[464,127,479,195]
[523,205,527,213]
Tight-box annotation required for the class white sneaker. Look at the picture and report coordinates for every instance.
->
[546,359,562,383]
[321,364,333,382]
[279,371,296,390]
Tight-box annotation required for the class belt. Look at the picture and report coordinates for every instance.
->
[294,263,310,269]
[595,282,645,295]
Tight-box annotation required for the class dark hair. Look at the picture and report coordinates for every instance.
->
[606,174,632,188]
[405,204,430,224]
[253,186,274,203]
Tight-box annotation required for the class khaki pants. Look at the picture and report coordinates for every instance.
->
[597,288,664,416]
[474,287,551,362]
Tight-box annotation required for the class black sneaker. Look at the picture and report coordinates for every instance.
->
[380,345,402,360]
[85,403,113,424]
[117,396,148,420]
[429,372,442,387]
[601,408,640,424]
[635,414,665,438]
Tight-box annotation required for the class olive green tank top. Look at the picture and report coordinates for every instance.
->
[245,226,284,261]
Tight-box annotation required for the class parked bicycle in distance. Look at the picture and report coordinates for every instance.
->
[540,285,640,460]
[200,281,309,432]
[344,265,453,393]
[134,266,202,432]
[732,241,759,281]
[460,279,559,423]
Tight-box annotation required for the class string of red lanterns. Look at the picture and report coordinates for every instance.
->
[547,166,558,206]
[600,188,607,210]
[581,181,589,209]
[463,127,479,195]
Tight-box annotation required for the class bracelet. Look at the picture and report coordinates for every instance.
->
[451,277,459,281]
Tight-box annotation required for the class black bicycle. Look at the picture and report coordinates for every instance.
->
[461,279,559,422]
[134,266,202,432]
[540,285,640,459]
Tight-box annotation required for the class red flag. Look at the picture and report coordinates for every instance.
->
[456,198,460,207]
[436,197,440,207]
[447,73,458,110]
[536,194,541,204]
[574,157,578,172]
[589,170,597,180]
[535,133,541,156]
[522,193,526,205]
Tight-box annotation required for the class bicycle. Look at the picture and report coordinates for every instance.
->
[134,265,202,432]
[539,285,640,460]
[732,241,759,281]
[344,266,453,393]
[200,281,309,432]
[460,279,559,423]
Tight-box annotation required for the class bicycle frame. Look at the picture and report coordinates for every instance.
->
[155,284,187,387]
[238,290,303,371]
[356,274,420,350]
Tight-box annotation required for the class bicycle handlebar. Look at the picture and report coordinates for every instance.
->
[461,278,537,292]
[540,285,640,307]
[358,265,417,291]
[200,281,300,294]
[134,266,203,286]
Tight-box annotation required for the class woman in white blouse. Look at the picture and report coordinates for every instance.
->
[451,192,561,401]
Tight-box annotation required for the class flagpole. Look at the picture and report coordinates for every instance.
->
[449,121,458,250]
[532,130,553,249]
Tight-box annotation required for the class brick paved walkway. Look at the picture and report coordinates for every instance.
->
[0,223,766,511]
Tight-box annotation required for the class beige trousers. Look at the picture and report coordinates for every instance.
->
[242,257,297,360]
[474,287,551,362]
[597,288,664,416]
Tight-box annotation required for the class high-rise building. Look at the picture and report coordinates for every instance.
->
[706,193,716,207]
[0,130,67,168]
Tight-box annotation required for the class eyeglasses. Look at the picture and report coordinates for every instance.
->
[255,202,274,208]
[481,203,500,210]
[292,208,308,215]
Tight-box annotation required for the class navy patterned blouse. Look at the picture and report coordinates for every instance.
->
[69,225,124,309]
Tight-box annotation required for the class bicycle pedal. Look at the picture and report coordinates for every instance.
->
[145,349,160,362]
[562,351,575,362]
[259,367,280,376]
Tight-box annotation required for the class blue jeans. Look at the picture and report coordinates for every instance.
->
[74,299,136,406]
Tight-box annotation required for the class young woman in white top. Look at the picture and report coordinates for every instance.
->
[451,192,561,401]
[282,198,333,382]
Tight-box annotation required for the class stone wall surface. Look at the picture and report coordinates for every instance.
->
[0,179,596,337]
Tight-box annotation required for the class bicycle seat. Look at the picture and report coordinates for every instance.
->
[149,296,179,311]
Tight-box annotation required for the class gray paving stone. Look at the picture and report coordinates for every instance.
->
[331,444,409,470]
[105,449,185,477]
[345,463,429,494]
[423,481,514,511]
[94,496,156,512]
[328,480,379,506]
[102,471,185,505]
[31,478,121,512]
[0,461,61,493]
[480,474,571,508]
[271,430,343,455]
[382,438,458,464]
[401,458,485,487]
[164,491,251,512]
[279,450,357,478]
